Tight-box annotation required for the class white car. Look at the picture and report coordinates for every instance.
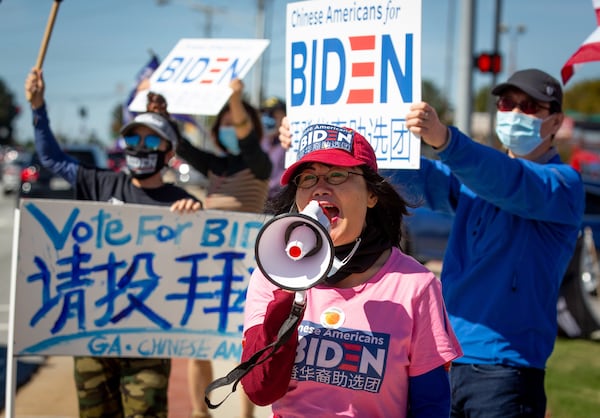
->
[1,149,32,195]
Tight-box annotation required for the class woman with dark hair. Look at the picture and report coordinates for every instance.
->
[240,123,462,417]
[176,78,271,214]
[265,161,406,248]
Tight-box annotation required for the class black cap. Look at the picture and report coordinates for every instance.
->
[261,96,286,113]
[491,69,563,111]
[120,112,178,145]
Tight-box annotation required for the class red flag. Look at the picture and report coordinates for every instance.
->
[561,0,600,84]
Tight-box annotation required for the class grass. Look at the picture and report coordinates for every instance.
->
[545,337,600,417]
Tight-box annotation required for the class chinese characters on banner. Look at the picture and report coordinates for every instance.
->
[12,199,271,363]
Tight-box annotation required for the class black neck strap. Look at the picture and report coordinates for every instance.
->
[204,300,305,409]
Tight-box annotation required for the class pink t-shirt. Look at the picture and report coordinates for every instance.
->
[244,248,462,418]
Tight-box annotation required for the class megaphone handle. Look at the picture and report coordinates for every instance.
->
[206,295,306,409]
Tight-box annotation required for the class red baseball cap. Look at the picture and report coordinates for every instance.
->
[281,124,378,185]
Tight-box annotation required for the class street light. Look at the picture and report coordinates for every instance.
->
[500,24,526,75]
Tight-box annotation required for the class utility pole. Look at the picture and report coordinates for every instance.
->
[156,1,225,38]
[455,0,475,136]
[487,0,502,146]
[251,0,268,107]
[443,0,457,100]
[500,24,526,75]
[190,2,226,38]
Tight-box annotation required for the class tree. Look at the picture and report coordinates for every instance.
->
[0,78,20,145]
[422,79,453,125]
[418,80,453,158]
[110,102,124,141]
[473,84,492,112]
[564,79,600,116]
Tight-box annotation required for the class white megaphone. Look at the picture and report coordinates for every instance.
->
[255,200,335,292]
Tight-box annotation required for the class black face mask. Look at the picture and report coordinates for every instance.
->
[325,224,392,285]
[125,149,168,180]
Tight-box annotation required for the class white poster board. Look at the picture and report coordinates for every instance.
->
[285,0,422,169]
[10,199,270,360]
[129,38,270,115]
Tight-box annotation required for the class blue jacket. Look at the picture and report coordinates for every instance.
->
[385,126,584,369]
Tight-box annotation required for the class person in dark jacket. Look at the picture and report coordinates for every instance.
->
[25,68,201,418]
[176,78,271,214]
[260,96,287,201]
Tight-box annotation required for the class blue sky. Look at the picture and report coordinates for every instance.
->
[1,0,598,145]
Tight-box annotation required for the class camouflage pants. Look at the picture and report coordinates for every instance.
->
[73,356,171,418]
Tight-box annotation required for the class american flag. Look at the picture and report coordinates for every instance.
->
[561,0,600,84]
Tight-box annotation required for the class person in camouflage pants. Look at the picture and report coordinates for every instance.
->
[26,69,202,417]
[74,357,170,418]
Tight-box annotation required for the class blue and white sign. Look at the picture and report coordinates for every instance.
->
[285,0,422,169]
[12,199,271,362]
[129,38,270,115]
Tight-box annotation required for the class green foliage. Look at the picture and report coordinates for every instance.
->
[546,338,600,417]
[0,78,20,145]
[474,84,492,112]
[422,79,453,125]
[564,79,600,115]
[111,103,124,140]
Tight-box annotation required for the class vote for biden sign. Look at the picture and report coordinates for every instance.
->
[11,199,269,362]
[285,0,422,170]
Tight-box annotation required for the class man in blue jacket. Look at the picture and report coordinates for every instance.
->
[389,69,584,417]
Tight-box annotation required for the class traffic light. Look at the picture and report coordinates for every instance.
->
[474,52,502,74]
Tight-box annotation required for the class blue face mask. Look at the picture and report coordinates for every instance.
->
[495,111,551,156]
[261,114,276,132]
[218,127,240,155]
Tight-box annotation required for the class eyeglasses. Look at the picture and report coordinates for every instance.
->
[293,169,364,189]
[496,97,550,115]
[124,134,163,151]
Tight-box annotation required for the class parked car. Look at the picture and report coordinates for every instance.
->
[169,156,208,188]
[18,145,108,202]
[403,207,453,263]
[107,148,127,173]
[558,178,600,340]
[1,150,32,195]
[400,179,600,341]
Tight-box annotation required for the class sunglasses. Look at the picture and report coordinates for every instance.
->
[293,169,364,189]
[496,97,551,115]
[124,134,163,151]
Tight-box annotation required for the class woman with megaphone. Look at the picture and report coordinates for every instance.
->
[239,123,462,417]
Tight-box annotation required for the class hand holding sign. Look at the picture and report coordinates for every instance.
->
[25,0,62,104]
[128,38,269,116]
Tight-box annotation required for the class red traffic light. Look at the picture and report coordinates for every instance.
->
[475,53,502,74]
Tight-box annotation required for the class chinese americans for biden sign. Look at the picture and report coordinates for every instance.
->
[285,0,422,169]
[12,199,269,362]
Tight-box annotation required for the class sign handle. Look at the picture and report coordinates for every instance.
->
[35,0,63,69]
